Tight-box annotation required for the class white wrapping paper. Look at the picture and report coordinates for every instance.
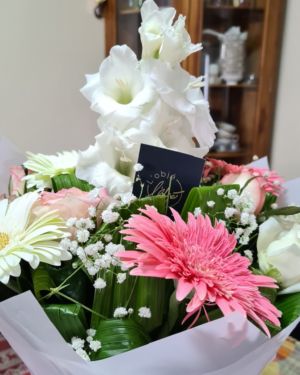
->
[0,291,299,375]
[0,136,24,193]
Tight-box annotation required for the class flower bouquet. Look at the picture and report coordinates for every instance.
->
[0,1,300,374]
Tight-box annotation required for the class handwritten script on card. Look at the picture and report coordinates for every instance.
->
[133,144,205,211]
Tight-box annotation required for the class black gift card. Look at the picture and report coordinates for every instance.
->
[133,144,205,211]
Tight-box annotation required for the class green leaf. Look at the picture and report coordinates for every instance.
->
[90,195,168,328]
[275,292,300,328]
[158,291,179,338]
[181,184,240,221]
[52,174,94,192]
[91,318,149,360]
[44,304,87,341]
[118,195,167,221]
[47,262,92,305]
[32,262,92,305]
[32,264,56,299]
[129,277,172,333]
[264,206,300,219]
[91,269,115,329]
[262,193,277,212]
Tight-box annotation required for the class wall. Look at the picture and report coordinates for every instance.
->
[272,0,300,180]
[0,0,104,154]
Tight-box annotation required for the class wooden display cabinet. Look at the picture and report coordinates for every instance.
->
[102,0,286,163]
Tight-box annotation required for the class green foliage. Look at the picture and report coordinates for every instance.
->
[263,206,300,219]
[52,174,94,192]
[90,195,169,332]
[32,262,92,305]
[275,292,300,328]
[181,184,240,221]
[158,291,179,338]
[90,269,116,329]
[129,277,173,333]
[44,304,87,341]
[91,319,149,360]
[32,264,56,299]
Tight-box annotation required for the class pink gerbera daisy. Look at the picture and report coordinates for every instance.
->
[117,206,281,336]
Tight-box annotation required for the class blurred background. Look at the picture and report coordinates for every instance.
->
[0,0,299,179]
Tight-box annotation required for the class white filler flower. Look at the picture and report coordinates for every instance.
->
[23,151,78,189]
[0,192,71,284]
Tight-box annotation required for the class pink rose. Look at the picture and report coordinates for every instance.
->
[9,166,25,196]
[221,168,284,214]
[33,187,110,221]
[221,171,265,214]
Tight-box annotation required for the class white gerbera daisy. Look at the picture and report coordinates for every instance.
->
[0,192,71,284]
[23,151,78,189]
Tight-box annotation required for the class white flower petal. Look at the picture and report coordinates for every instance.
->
[5,192,39,235]
[257,214,300,293]
[0,199,8,220]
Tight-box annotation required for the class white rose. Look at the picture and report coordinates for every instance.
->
[257,214,300,294]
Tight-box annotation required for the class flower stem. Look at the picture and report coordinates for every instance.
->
[54,290,107,320]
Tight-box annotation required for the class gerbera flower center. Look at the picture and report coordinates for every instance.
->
[0,232,9,250]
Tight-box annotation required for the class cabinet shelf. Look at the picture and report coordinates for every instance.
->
[205,6,264,11]
[119,8,140,15]
[208,150,250,159]
[209,83,257,89]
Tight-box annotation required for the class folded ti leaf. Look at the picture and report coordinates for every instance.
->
[275,292,300,328]
[52,173,93,192]
[181,184,240,221]
[44,304,87,342]
[91,318,150,360]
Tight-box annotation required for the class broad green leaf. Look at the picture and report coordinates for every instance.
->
[48,262,93,305]
[264,206,300,219]
[118,195,167,220]
[275,292,300,328]
[32,264,55,299]
[32,262,92,305]
[262,193,277,212]
[90,195,168,328]
[91,318,149,360]
[181,184,240,221]
[129,277,172,333]
[52,174,93,192]
[91,269,115,329]
[44,304,87,342]
[158,291,179,339]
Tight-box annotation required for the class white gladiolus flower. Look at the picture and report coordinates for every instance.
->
[139,0,201,65]
[77,3,216,197]
[0,192,71,284]
[23,151,78,189]
[146,61,217,151]
[81,45,154,126]
[76,132,133,196]
[257,214,300,294]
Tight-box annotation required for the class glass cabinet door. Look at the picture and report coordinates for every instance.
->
[200,0,266,161]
